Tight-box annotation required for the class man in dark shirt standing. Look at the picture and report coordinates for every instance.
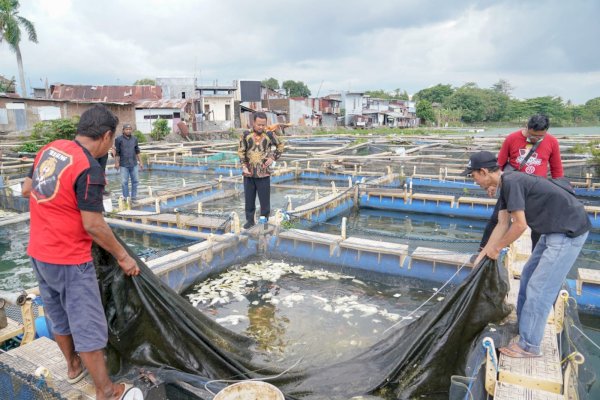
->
[466,151,590,358]
[114,123,143,200]
[237,112,284,229]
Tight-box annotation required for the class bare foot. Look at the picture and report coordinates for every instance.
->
[67,355,84,381]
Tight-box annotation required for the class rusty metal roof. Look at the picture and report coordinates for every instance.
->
[135,99,190,109]
[50,84,162,102]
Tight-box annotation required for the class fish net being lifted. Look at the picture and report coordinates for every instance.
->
[93,235,511,399]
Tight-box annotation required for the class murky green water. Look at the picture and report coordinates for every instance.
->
[0,222,197,291]
[185,258,437,367]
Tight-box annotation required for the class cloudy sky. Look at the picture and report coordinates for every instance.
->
[1,0,599,104]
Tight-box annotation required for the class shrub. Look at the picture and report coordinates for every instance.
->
[150,119,170,141]
[133,129,147,144]
[19,117,79,152]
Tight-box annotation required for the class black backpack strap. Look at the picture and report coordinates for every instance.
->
[518,139,543,170]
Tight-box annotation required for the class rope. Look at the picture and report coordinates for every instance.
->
[482,340,498,372]
[571,325,600,352]
[383,261,467,334]
[203,357,304,395]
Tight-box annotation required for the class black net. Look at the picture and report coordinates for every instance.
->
[94,235,511,399]
[0,362,65,400]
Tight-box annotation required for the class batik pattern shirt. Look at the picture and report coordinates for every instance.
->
[237,130,284,178]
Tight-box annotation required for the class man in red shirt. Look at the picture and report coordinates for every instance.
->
[478,114,563,251]
[497,114,563,178]
[22,105,142,400]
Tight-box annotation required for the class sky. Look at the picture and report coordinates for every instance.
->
[1,0,599,104]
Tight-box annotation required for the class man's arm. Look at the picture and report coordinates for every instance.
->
[237,132,250,175]
[134,138,142,170]
[478,209,527,262]
[549,139,564,178]
[114,138,121,170]
[81,211,140,276]
[497,137,510,170]
[22,177,32,198]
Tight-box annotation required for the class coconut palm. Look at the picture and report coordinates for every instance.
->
[0,0,37,97]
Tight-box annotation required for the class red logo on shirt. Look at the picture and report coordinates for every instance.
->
[31,147,73,203]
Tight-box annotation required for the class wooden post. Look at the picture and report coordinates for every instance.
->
[403,183,408,203]
[118,196,124,211]
[230,169,233,177]
[283,161,288,168]
[315,188,320,201]
[331,181,337,194]
[287,196,293,211]
[348,177,352,188]
[413,165,416,176]
[218,175,223,189]
[197,202,203,213]
[173,153,177,163]
[231,211,240,234]
[148,186,153,197]
[175,211,182,228]
[359,165,362,173]
[155,199,160,213]
[126,197,131,210]
[20,298,35,345]
[307,161,310,169]
[182,178,186,187]
[341,217,347,240]
[353,164,357,176]
[400,165,404,177]
[387,166,392,175]
[482,337,497,396]
[438,167,443,180]
[586,173,592,189]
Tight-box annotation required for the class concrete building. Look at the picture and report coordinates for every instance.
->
[134,99,193,134]
[156,77,196,100]
[195,82,238,131]
[340,91,365,126]
[0,94,134,134]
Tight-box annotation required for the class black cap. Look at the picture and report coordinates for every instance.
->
[123,123,132,130]
[461,151,498,176]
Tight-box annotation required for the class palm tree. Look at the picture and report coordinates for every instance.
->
[0,0,37,97]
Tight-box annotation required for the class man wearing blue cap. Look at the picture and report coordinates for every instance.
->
[466,151,590,358]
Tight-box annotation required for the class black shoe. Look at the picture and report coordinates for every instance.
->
[243,222,255,229]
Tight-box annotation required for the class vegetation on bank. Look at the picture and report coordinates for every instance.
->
[17,117,148,153]
[18,117,79,152]
[414,81,600,127]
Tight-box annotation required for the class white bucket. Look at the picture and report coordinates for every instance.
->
[213,381,284,400]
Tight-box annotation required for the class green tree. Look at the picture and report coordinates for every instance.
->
[416,99,435,124]
[0,0,38,97]
[584,97,600,122]
[491,79,514,96]
[261,77,279,90]
[133,78,156,85]
[151,118,170,141]
[364,89,409,100]
[282,80,311,97]
[413,84,454,104]
[444,85,486,123]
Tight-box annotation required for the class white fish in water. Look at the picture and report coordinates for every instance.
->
[216,315,248,326]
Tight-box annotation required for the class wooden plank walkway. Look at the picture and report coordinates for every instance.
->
[494,232,566,399]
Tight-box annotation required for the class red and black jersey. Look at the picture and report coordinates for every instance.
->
[27,140,105,264]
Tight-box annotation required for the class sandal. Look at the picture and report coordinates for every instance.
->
[67,363,88,384]
[499,342,542,358]
[118,383,144,400]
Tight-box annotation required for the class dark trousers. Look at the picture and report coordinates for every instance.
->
[244,176,271,224]
[480,200,540,250]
